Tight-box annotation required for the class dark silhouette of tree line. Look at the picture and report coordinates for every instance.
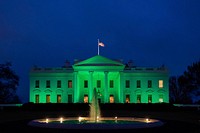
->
[0,62,20,103]
[169,60,200,104]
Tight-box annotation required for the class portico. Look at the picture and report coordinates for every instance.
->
[72,55,124,103]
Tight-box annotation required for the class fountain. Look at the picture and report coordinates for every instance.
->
[28,88,164,129]
[89,88,101,122]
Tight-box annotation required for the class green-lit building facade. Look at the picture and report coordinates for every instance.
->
[29,55,169,104]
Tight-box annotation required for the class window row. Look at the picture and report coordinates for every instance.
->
[35,80,72,88]
[35,94,164,103]
[35,80,111,88]
[125,94,164,103]
[35,94,73,103]
[83,95,115,103]
[35,79,164,89]
[83,94,164,103]
[84,80,113,88]
[125,80,164,88]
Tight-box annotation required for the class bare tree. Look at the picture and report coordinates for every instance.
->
[0,62,20,103]
[169,60,200,103]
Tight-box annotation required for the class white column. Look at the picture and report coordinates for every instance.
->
[89,71,93,103]
[73,71,78,103]
[104,71,108,103]
[119,72,124,103]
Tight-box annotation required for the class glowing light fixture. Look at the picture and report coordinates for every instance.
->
[146,118,150,123]
[115,116,118,122]
[60,117,63,123]
[46,118,49,123]
[78,117,82,122]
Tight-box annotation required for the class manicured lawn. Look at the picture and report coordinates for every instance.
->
[0,109,199,133]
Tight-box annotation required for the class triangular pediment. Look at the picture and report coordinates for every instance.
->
[146,89,154,93]
[56,89,64,93]
[135,90,142,93]
[33,89,41,93]
[73,55,124,67]
[157,89,166,93]
[44,89,52,93]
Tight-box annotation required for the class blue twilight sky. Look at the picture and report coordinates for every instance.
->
[0,0,200,103]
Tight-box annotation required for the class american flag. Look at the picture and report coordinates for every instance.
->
[98,41,105,47]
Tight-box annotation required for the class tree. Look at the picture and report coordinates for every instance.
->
[169,60,200,103]
[169,76,192,103]
[182,61,200,103]
[0,62,20,103]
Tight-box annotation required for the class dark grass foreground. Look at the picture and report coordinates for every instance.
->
[0,103,199,133]
[0,119,199,133]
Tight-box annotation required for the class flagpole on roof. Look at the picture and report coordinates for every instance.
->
[98,39,100,55]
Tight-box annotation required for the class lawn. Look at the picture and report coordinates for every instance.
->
[0,104,199,133]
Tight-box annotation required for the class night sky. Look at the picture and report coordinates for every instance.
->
[0,0,200,103]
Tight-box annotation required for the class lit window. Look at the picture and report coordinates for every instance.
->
[137,80,141,88]
[84,95,88,103]
[35,95,39,103]
[110,80,114,88]
[137,95,141,103]
[35,80,39,88]
[159,94,164,103]
[125,80,130,88]
[57,80,61,88]
[84,80,88,88]
[68,80,72,88]
[46,80,50,88]
[148,80,152,88]
[159,98,163,103]
[126,95,130,103]
[57,95,61,103]
[97,80,101,88]
[110,95,114,103]
[148,95,152,103]
[46,95,50,103]
[159,80,164,88]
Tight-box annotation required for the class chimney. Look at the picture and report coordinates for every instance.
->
[128,60,133,67]
[65,60,70,67]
